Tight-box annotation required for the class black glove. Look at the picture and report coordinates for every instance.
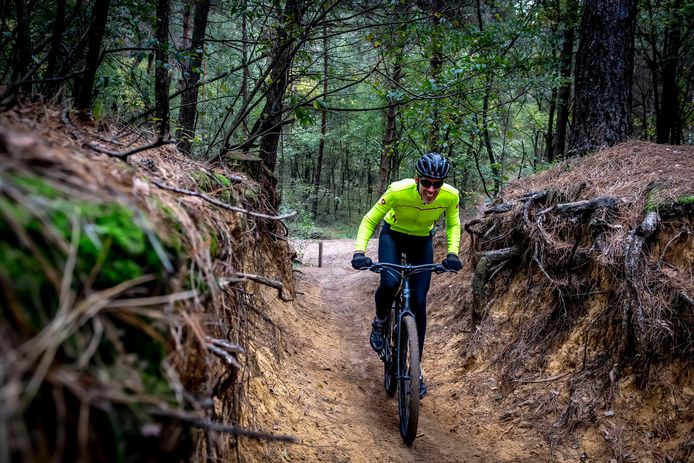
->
[441,253,462,271]
[351,252,372,269]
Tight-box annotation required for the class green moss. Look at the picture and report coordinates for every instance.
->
[0,173,184,321]
[1,171,189,461]
[646,191,694,212]
[188,170,213,192]
[209,232,219,257]
[213,172,232,187]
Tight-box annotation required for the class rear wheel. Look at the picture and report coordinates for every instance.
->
[383,310,397,397]
[397,315,420,446]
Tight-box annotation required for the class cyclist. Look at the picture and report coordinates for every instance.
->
[351,152,462,399]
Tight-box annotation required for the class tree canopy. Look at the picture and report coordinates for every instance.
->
[1,0,692,231]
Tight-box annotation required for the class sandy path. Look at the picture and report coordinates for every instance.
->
[280,239,487,462]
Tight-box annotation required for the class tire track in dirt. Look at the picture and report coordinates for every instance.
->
[283,239,486,462]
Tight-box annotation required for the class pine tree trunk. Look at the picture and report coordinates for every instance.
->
[569,0,637,156]
[427,0,444,153]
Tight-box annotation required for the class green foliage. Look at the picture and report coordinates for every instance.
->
[280,179,329,239]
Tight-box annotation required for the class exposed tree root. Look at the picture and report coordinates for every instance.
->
[464,174,693,450]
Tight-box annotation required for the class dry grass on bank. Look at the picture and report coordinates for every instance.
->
[0,99,296,462]
[432,141,693,462]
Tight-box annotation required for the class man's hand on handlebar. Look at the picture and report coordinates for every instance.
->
[441,253,462,271]
[351,252,372,269]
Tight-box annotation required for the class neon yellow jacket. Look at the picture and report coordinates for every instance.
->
[354,179,461,255]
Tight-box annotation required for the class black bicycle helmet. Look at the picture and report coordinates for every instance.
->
[415,152,451,179]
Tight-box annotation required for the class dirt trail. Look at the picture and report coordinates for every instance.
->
[271,239,496,462]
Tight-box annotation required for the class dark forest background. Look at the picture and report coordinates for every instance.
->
[1,0,692,235]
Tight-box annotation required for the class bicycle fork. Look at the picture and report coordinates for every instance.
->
[396,278,415,384]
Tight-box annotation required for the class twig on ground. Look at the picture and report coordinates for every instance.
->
[511,372,571,383]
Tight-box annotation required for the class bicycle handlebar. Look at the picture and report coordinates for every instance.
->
[365,261,457,275]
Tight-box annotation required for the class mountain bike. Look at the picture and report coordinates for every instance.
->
[366,261,455,446]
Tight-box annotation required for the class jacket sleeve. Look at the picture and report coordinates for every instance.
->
[354,187,393,252]
[445,193,462,255]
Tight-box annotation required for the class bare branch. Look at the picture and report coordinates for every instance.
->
[151,179,297,221]
[146,407,299,443]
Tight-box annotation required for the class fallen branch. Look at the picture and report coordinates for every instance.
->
[220,272,293,302]
[540,196,618,216]
[87,138,175,161]
[151,179,297,221]
[146,407,299,443]
[484,203,513,215]
[60,108,174,161]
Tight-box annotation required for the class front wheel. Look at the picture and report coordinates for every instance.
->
[398,315,420,446]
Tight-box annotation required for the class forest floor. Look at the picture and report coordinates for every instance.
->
[253,238,551,462]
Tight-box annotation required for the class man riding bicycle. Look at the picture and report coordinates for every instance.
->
[351,152,462,399]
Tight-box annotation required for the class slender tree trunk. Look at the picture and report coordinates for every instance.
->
[242,0,250,137]
[181,3,192,47]
[176,0,211,154]
[74,0,112,113]
[378,3,407,197]
[311,27,329,220]
[378,58,403,197]
[642,0,660,142]
[656,0,683,144]
[154,0,171,139]
[545,87,557,162]
[254,0,307,172]
[552,0,577,160]
[11,0,31,85]
[42,0,67,97]
[482,81,501,197]
[427,0,444,152]
[569,0,637,156]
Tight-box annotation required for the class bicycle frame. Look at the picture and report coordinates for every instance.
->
[373,263,444,374]
[366,261,453,446]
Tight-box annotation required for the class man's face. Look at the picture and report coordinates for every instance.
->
[416,176,443,204]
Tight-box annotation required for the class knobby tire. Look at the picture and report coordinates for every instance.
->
[398,315,420,446]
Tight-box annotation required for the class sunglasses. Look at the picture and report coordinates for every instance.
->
[419,179,443,189]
